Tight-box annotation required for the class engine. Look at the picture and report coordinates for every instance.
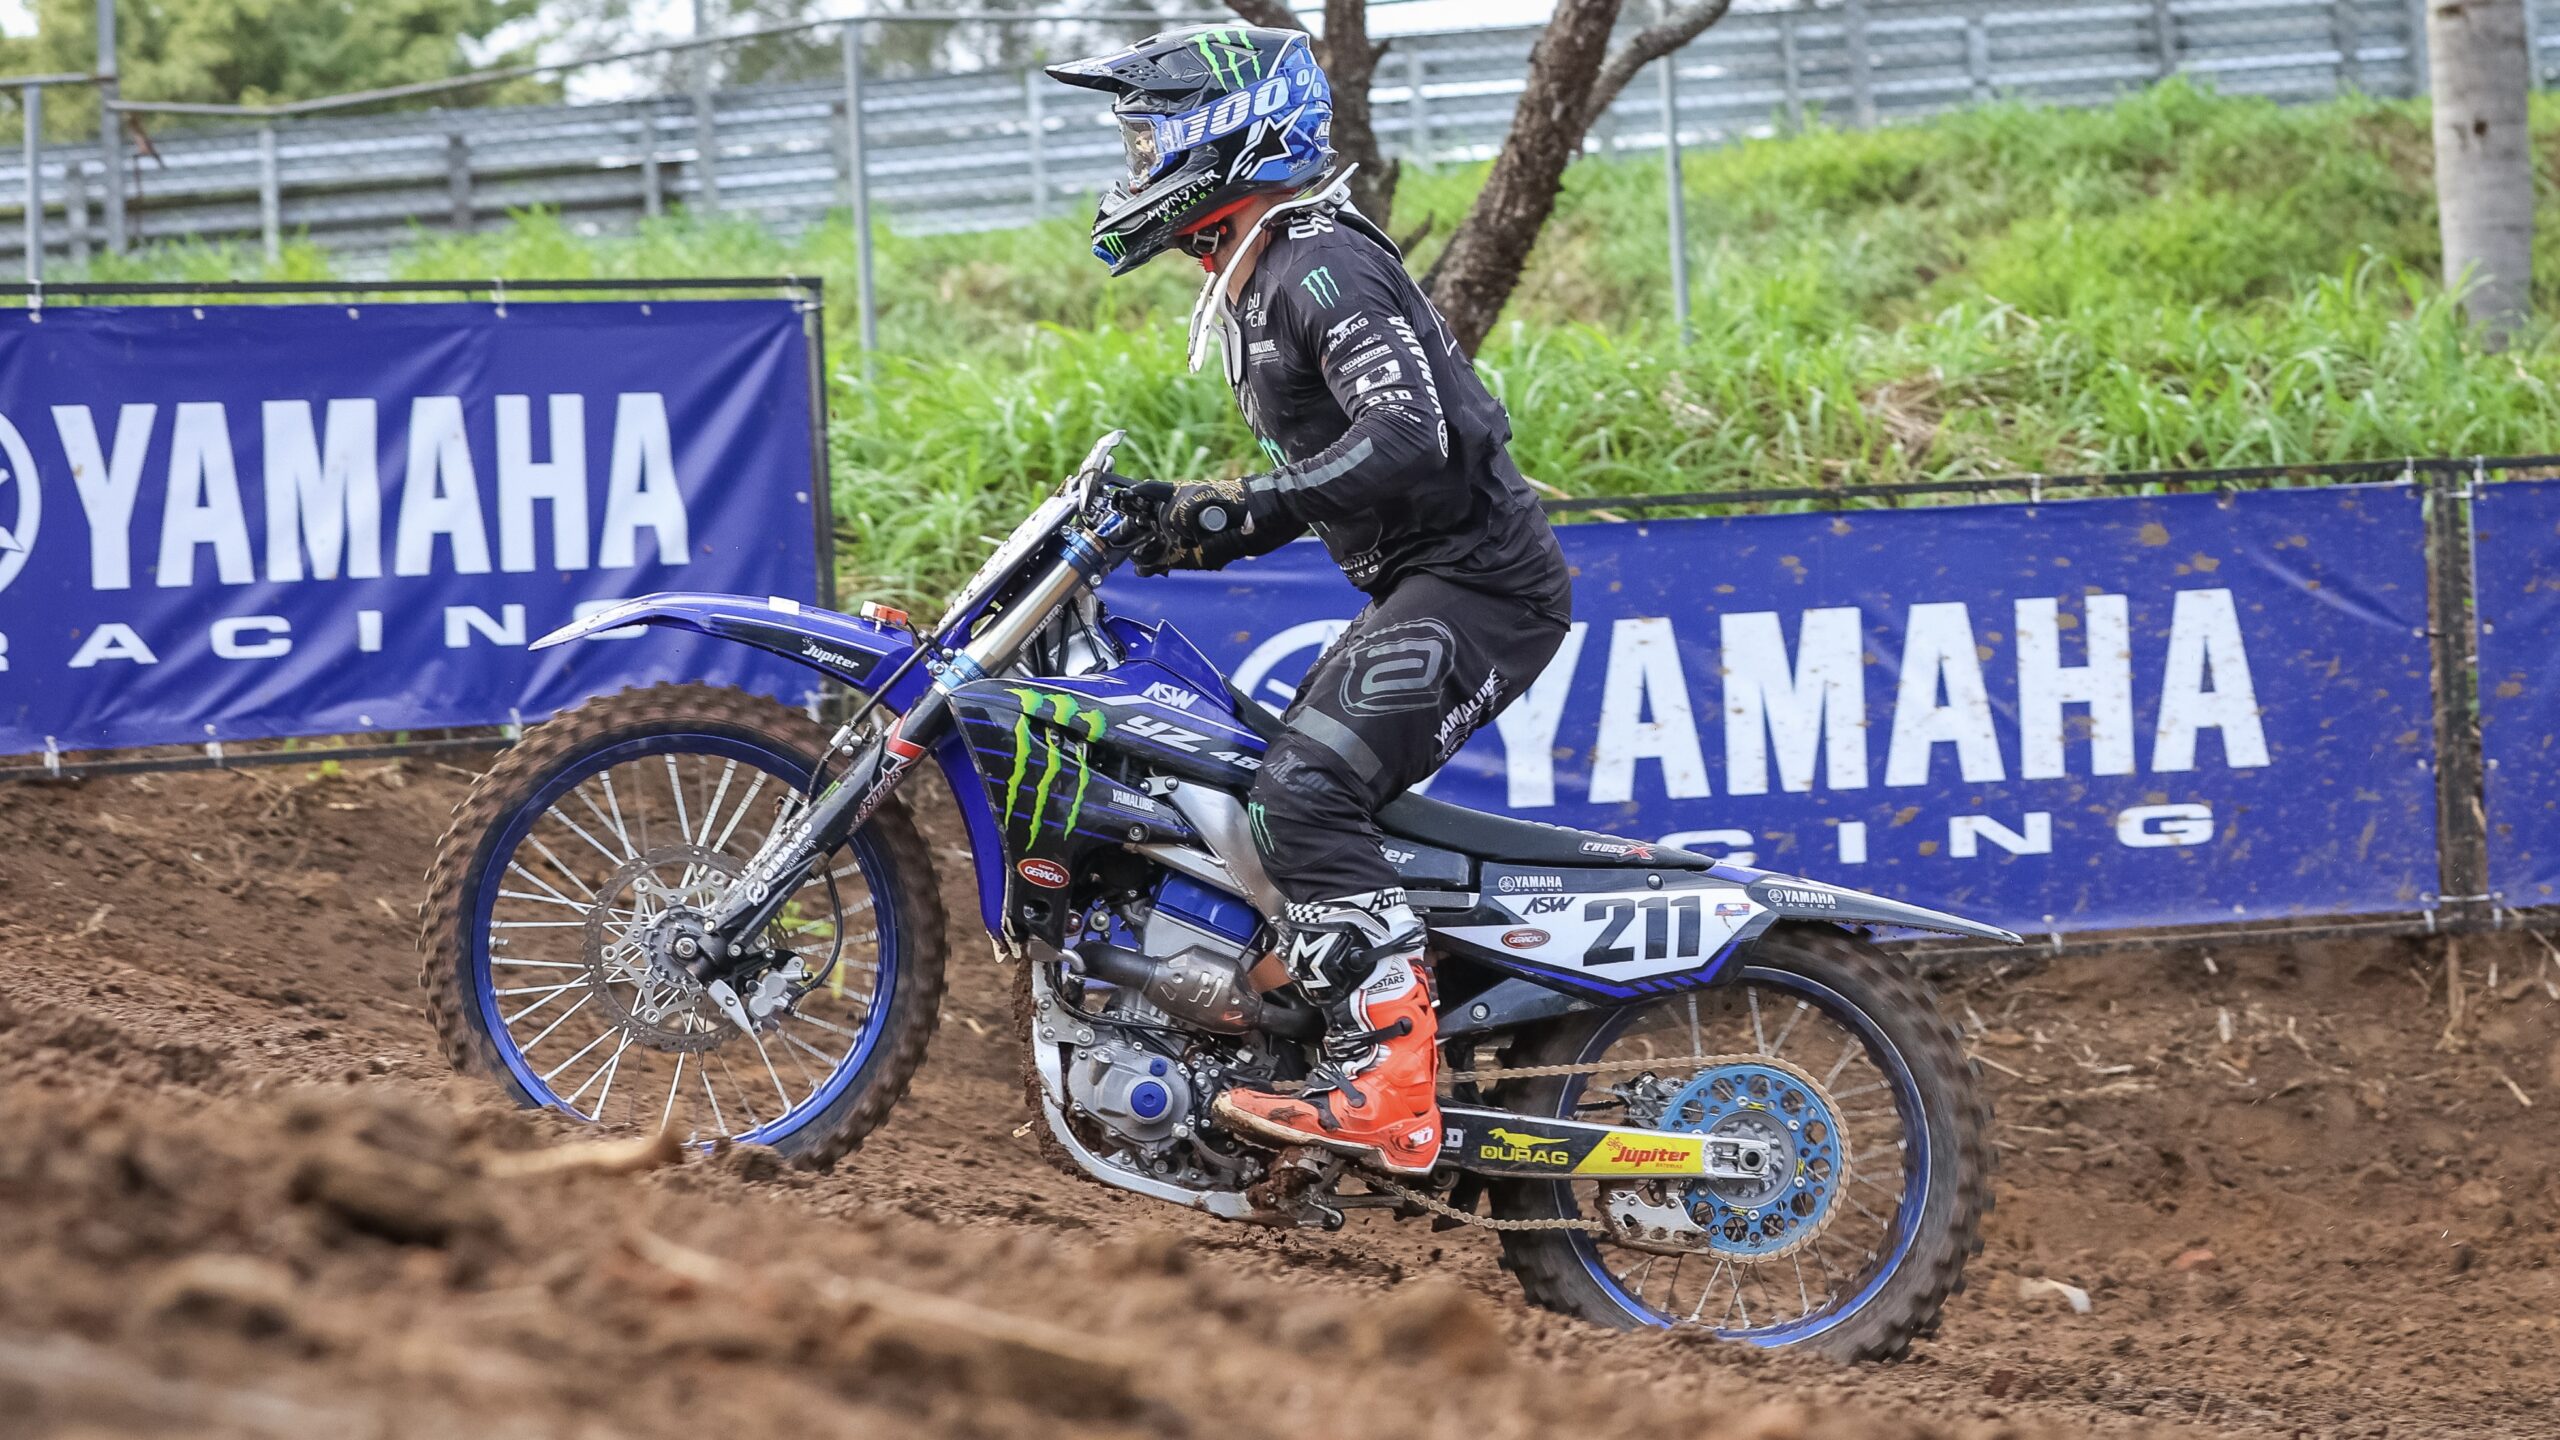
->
[1060,874,1309,1157]
[1064,1041,1192,1145]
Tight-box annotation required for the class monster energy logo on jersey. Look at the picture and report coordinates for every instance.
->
[1006,689,1105,840]
[1191,27,1263,90]
[1097,232,1128,261]
[1258,436,1286,468]
[1300,266,1341,306]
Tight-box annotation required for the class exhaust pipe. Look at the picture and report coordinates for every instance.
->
[1071,942,1322,1041]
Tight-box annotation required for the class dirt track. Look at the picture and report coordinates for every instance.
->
[3,758,2556,1439]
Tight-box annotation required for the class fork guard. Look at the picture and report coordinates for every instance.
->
[1439,1104,1776,1180]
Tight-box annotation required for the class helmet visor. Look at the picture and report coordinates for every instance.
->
[1118,114,1164,183]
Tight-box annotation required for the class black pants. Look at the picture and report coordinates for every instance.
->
[1248,573,1569,903]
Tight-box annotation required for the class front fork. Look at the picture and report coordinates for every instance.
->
[692,522,1127,985]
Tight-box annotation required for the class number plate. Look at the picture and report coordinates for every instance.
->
[1442,867,1765,982]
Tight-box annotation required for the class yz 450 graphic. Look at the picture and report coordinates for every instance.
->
[419,434,2015,1359]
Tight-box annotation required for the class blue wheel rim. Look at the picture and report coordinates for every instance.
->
[466,730,901,1149]
[1556,965,1929,1346]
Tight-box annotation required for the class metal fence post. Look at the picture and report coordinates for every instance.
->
[2152,0,2179,79]
[1779,11,1805,132]
[1965,6,1993,102]
[843,22,878,369]
[2424,463,2492,923]
[2529,0,2547,87]
[447,130,473,233]
[1407,47,1431,161]
[97,0,124,255]
[692,26,721,210]
[1025,68,1048,221]
[1846,0,1877,127]
[66,162,88,265]
[2406,0,2430,96]
[2332,0,2361,93]
[257,123,281,265]
[21,84,41,285]
[1660,55,1692,344]
[639,102,663,218]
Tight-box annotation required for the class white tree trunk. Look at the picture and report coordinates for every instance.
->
[2428,0,2537,341]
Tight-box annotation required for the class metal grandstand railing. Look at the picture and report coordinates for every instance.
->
[0,0,2532,330]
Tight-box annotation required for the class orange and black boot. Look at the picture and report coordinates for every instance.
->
[1212,889,1444,1175]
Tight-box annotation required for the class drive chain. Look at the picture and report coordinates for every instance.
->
[1359,1173,1604,1232]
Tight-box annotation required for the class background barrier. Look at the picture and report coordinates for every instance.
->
[2471,477,2560,908]
[6,375,2557,954]
[0,281,831,762]
[1105,480,2441,940]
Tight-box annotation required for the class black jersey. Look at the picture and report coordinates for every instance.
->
[1223,207,1570,619]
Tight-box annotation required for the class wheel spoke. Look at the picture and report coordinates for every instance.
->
[520,834,599,900]
[518,991,594,1054]
[1748,988,1767,1055]
[709,771,772,854]
[541,1024,620,1085]
[663,755,693,849]
[595,772,638,858]
[661,1050,688,1135]
[780,1025,847,1072]
[1767,999,1809,1060]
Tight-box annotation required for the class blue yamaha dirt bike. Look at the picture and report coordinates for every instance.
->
[420,433,2015,1359]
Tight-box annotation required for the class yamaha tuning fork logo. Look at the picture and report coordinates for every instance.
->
[0,413,39,597]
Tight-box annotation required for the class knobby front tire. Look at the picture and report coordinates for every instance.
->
[418,683,947,1170]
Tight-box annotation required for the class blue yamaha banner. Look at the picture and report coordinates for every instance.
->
[2471,478,2560,905]
[1106,484,2438,936]
[0,301,819,756]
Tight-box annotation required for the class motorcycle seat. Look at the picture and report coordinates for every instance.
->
[1376,791,1711,871]
[1220,683,1709,872]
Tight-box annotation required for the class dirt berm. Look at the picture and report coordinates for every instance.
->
[1,758,2554,1438]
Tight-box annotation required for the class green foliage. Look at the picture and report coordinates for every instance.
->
[64,81,2560,606]
[1,0,549,138]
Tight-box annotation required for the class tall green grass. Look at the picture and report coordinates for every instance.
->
[67,80,2560,604]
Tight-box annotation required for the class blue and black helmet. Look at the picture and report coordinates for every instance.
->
[1047,26,1334,276]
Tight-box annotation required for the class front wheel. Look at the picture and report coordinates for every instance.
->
[1485,925,1989,1360]
[419,683,947,1168]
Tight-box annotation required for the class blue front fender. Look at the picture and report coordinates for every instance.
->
[533,592,940,708]
[532,591,1013,935]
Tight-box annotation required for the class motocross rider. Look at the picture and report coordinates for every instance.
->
[1048,26,1573,1176]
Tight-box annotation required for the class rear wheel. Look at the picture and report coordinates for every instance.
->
[1485,925,1988,1360]
[420,684,947,1168]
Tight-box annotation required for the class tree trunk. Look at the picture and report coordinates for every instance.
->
[2428,0,2536,342]
[1423,0,1626,354]
[1225,0,1401,222]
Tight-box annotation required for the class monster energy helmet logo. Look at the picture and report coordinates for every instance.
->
[1191,27,1263,90]
[1097,231,1128,260]
[1005,688,1106,839]
[1299,266,1341,306]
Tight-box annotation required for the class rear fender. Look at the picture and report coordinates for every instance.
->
[1729,869,2024,946]
[532,592,1014,936]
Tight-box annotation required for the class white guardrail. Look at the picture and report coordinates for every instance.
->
[0,0,2533,278]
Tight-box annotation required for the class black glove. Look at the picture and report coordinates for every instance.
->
[1125,479,1261,576]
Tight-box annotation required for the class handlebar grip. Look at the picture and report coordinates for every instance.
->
[1193,501,1236,535]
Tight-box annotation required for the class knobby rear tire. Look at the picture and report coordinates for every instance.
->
[1483,924,1991,1361]
[417,683,948,1171]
